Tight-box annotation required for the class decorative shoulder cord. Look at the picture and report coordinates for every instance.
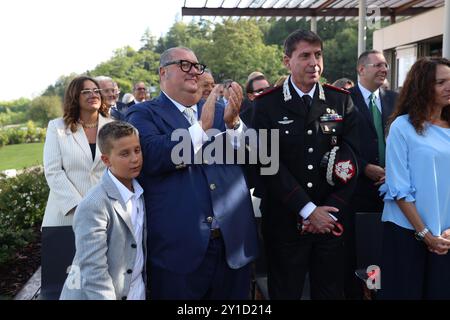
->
[326,146,340,186]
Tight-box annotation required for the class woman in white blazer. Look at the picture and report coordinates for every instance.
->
[41,76,113,299]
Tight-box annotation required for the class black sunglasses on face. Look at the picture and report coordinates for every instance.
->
[163,60,206,75]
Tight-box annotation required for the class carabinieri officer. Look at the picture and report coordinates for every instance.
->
[253,29,359,299]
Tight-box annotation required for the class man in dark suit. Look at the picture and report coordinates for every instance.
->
[95,76,126,120]
[127,81,149,107]
[349,50,398,213]
[253,30,359,299]
[240,72,270,126]
[126,47,259,300]
[345,50,397,299]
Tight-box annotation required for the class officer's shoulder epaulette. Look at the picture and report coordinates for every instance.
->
[323,83,350,94]
[254,85,282,99]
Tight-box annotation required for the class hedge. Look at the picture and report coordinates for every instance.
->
[0,167,49,265]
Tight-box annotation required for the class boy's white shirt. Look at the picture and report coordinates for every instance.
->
[107,169,145,300]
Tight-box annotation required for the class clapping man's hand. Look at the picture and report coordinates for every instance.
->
[223,82,243,128]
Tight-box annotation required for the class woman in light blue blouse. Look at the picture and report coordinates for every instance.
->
[379,57,450,299]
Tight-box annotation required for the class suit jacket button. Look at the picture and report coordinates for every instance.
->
[206,216,213,223]
[210,183,216,190]
[285,130,289,134]
[307,130,313,135]
[131,244,137,249]
[121,296,127,300]
[308,148,314,153]
[307,182,313,188]
[127,269,132,274]
[307,165,313,170]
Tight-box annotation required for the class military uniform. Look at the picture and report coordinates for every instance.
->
[252,76,359,299]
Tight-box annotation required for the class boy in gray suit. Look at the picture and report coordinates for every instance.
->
[60,121,146,300]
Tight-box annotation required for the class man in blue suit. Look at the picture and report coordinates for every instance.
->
[126,47,259,300]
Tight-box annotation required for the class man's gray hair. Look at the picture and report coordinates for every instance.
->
[94,75,113,83]
[160,47,195,67]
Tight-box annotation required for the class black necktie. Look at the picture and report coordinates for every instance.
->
[302,95,312,112]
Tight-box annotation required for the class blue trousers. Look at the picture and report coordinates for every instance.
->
[150,237,252,300]
[380,222,450,299]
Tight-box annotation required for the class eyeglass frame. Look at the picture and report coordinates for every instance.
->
[80,88,103,96]
[365,62,390,70]
[101,88,118,95]
[162,59,207,75]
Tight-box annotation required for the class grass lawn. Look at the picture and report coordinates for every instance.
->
[0,143,44,171]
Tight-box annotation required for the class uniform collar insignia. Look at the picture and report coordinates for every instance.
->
[318,83,325,101]
[283,76,292,102]
[283,75,326,102]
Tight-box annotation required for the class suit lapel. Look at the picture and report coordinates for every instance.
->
[71,125,92,161]
[102,172,135,237]
[352,86,377,134]
[151,94,191,130]
[379,89,391,129]
[91,114,108,170]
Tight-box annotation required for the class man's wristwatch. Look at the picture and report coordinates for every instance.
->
[414,227,429,241]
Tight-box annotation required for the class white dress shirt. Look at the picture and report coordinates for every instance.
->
[162,91,244,153]
[107,170,145,300]
[358,83,382,113]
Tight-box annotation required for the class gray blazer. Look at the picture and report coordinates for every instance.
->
[60,172,147,300]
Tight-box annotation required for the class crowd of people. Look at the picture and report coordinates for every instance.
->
[39,29,450,300]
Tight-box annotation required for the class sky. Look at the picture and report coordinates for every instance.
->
[0,0,188,101]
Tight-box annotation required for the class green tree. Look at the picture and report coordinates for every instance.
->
[28,95,62,126]
[323,26,358,83]
[201,19,285,85]
[140,27,157,52]
[91,46,160,94]
[42,73,77,100]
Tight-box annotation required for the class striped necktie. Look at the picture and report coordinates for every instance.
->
[183,107,196,125]
[369,93,385,167]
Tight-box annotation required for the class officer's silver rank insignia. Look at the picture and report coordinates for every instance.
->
[331,136,338,145]
[278,116,294,125]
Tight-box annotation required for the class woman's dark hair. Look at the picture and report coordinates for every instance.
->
[63,76,108,132]
[387,57,450,135]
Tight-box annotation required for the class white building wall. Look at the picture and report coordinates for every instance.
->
[373,7,444,51]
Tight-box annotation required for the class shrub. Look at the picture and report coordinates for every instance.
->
[0,123,46,147]
[0,131,8,147]
[0,167,49,265]
[5,128,27,145]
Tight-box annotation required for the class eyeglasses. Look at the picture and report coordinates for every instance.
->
[365,62,390,70]
[163,60,206,75]
[135,87,147,92]
[80,88,102,96]
[101,88,116,95]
